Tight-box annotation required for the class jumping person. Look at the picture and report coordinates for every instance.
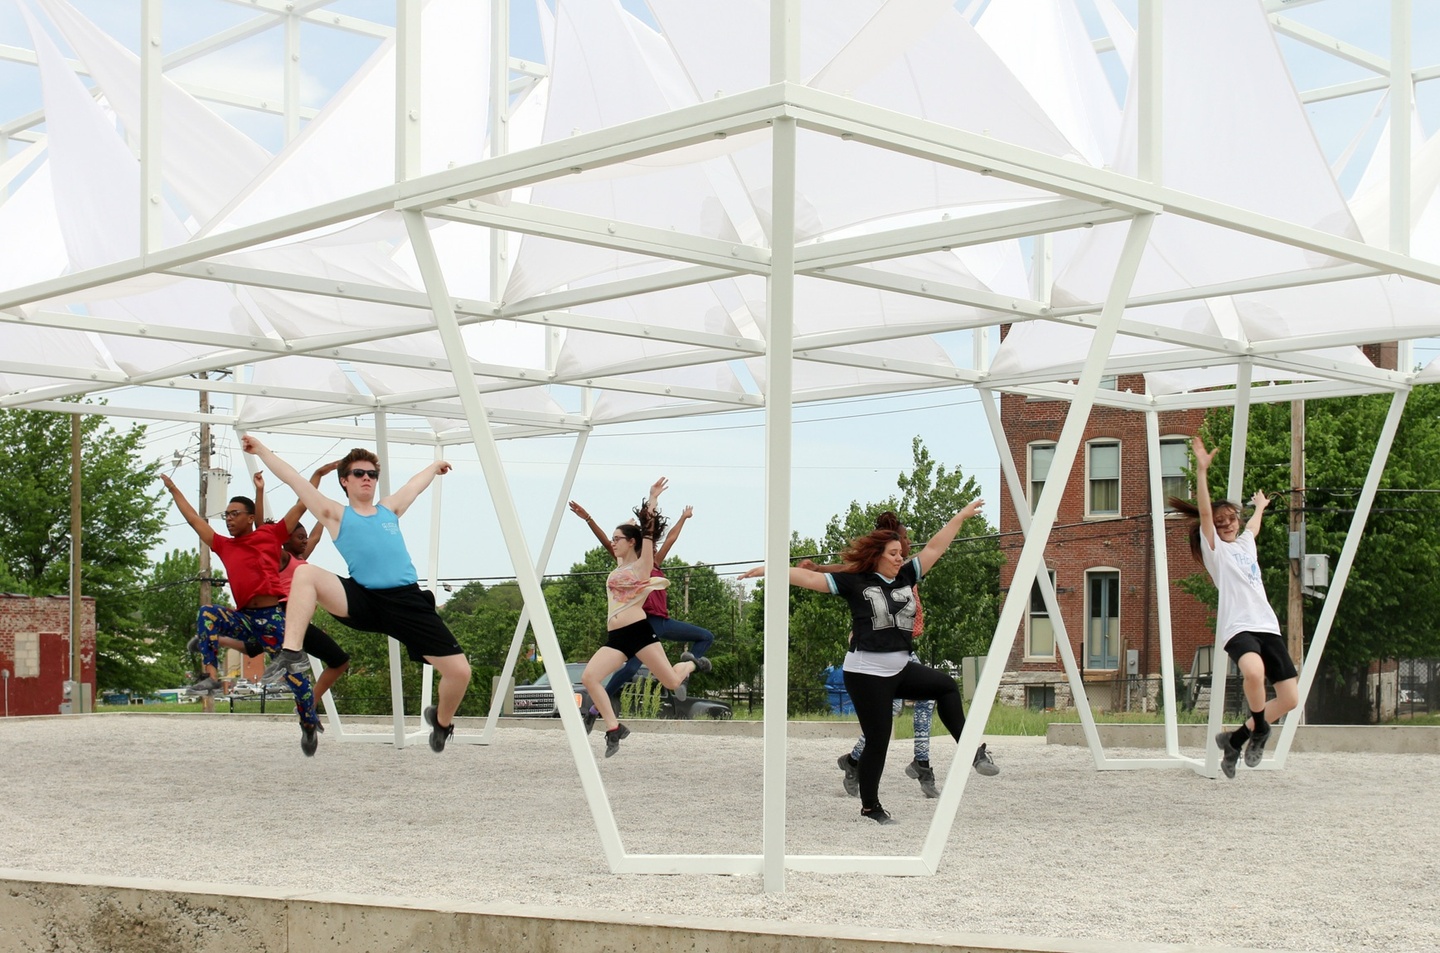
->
[739,499,995,824]
[802,513,942,800]
[580,478,707,758]
[1171,437,1299,779]
[158,472,322,756]
[569,499,716,730]
[243,437,471,755]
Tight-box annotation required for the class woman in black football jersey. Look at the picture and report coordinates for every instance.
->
[739,498,994,824]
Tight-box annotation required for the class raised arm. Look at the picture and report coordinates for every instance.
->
[655,504,692,563]
[241,435,345,533]
[158,472,216,547]
[1246,489,1271,539]
[737,564,831,593]
[252,471,265,522]
[915,498,985,574]
[1193,436,1218,551]
[381,460,452,518]
[568,500,616,559]
[277,461,340,535]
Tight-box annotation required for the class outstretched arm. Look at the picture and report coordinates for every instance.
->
[1193,436,1218,551]
[916,499,985,574]
[277,461,340,534]
[241,435,345,533]
[568,500,616,558]
[1246,489,1271,539]
[382,460,451,518]
[737,564,831,593]
[158,473,216,547]
[656,504,692,563]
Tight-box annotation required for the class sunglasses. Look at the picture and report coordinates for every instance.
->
[347,468,380,480]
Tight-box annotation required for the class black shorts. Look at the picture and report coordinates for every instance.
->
[337,578,464,664]
[1224,631,1299,683]
[604,618,659,659]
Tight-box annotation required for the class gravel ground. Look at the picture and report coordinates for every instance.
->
[1,714,1436,953]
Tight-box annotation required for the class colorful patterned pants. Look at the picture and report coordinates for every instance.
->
[195,604,318,727]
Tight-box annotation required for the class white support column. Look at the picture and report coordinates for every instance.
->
[1202,360,1253,777]
[480,431,591,743]
[920,213,1154,869]
[403,209,630,871]
[762,0,799,893]
[420,442,444,718]
[1145,409,1184,758]
[489,0,511,298]
[1390,0,1412,257]
[284,11,301,144]
[139,0,163,254]
[1269,388,1410,767]
[1136,0,1162,184]
[372,409,412,747]
[979,388,1104,765]
[395,0,421,183]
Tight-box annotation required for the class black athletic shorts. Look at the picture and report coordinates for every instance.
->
[1224,631,1298,683]
[604,618,659,658]
[337,578,464,663]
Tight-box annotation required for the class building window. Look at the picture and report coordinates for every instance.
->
[1087,440,1120,516]
[1026,684,1056,710]
[1086,571,1121,669]
[1160,437,1189,512]
[1029,442,1055,513]
[1026,570,1057,659]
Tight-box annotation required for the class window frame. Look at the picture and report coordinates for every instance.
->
[1025,569,1058,661]
[1085,438,1121,518]
[1159,435,1190,514]
[1028,440,1056,514]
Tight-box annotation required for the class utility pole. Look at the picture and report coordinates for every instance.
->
[69,414,84,712]
[1288,400,1305,670]
[198,384,214,712]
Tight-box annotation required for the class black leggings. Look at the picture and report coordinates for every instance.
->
[844,662,967,809]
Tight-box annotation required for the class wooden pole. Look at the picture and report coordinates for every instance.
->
[70,414,84,712]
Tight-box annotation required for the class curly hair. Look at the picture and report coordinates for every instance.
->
[1168,496,1242,563]
[839,528,905,574]
[632,498,669,543]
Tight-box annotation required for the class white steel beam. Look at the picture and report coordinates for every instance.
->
[139,0,162,255]
[1144,410,1182,757]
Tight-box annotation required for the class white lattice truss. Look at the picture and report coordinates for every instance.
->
[4,0,1440,888]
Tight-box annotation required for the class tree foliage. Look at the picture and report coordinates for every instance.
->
[1198,385,1440,671]
[0,405,168,691]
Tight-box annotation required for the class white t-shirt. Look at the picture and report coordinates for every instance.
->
[1200,528,1281,645]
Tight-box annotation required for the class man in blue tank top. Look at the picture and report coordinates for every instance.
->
[241,435,471,755]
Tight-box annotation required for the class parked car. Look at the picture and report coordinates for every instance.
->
[1400,688,1427,706]
[511,662,588,717]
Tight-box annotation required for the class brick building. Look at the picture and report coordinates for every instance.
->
[996,375,1210,711]
[0,593,96,717]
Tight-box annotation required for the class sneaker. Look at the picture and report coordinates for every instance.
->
[837,753,860,797]
[423,705,454,753]
[1244,728,1271,768]
[679,651,713,674]
[185,635,200,655]
[300,722,319,757]
[604,723,631,758]
[1215,731,1241,779]
[972,743,999,776]
[261,648,310,686]
[860,804,897,825]
[906,759,940,798]
[184,675,221,697]
[583,707,598,735]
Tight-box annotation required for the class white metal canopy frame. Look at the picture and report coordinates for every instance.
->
[4,0,1440,890]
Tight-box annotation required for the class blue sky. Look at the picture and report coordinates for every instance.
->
[2,1,1438,593]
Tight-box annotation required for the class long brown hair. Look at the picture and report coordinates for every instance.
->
[1168,496,1242,563]
[839,529,905,574]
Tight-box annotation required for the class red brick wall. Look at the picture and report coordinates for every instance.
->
[996,374,1213,682]
[0,594,97,717]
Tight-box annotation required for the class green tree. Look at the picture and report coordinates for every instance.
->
[0,405,167,691]
[1198,385,1440,673]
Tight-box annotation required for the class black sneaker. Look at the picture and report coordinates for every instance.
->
[906,759,940,798]
[1215,731,1241,779]
[679,651,713,674]
[972,743,999,776]
[184,675,222,697]
[583,707,598,735]
[1243,728,1271,768]
[604,723,630,758]
[261,648,310,686]
[837,753,860,797]
[861,804,896,825]
[300,722,319,757]
[423,705,454,753]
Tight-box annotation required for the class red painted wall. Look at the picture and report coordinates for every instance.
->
[0,594,97,717]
